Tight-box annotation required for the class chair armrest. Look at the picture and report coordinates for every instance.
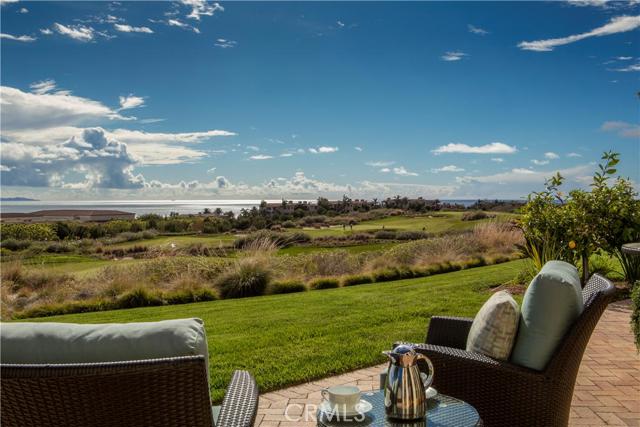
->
[425,316,474,349]
[216,370,259,427]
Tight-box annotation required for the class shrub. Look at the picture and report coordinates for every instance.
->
[116,288,163,308]
[215,258,271,299]
[396,231,428,240]
[164,288,218,304]
[281,221,296,228]
[309,278,340,290]
[268,280,307,294]
[631,281,640,350]
[342,274,373,286]
[374,230,397,240]
[372,268,402,283]
[45,242,73,253]
[0,223,57,241]
[462,211,492,221]
[234,230,311,249]
[0,239,31,251]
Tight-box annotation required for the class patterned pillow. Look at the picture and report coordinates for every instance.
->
[466,291,520,360]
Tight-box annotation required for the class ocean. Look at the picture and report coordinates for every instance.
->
[0,199,483,216]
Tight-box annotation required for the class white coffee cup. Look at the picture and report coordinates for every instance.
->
[321,385,361,412]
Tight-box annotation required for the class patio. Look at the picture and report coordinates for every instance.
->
[255,300,640,427]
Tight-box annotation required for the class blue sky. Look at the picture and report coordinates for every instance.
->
[1,0,638,200]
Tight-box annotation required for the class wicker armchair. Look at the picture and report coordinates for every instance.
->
[394,274,616,427]
[1,355,258,427]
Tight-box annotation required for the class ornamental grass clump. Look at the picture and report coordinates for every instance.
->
[268,280,307,294]
[309,278,340,290]
[342,274,374,287]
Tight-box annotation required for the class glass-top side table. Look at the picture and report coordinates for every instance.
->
[316,390,482,427]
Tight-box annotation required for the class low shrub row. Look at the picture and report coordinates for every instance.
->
[14,287,217,319]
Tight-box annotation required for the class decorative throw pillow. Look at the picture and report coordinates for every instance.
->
[466,290,520,360]
[510,260,583,371]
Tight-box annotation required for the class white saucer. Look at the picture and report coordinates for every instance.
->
[319,399,373,418]
[426,387,438,399]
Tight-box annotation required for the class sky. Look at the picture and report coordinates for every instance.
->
[1,0,639,201]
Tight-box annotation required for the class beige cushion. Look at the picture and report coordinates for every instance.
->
[0,318,209,369]
[466,291,520,360]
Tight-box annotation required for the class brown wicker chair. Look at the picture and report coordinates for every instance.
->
[1,355,258,427]
[394,273,616,427]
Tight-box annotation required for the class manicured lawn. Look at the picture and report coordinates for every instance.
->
[106,234,235,250]
[29,260,525,402]
[296,211,516,237]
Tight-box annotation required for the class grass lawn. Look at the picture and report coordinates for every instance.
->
[106,234,235,250]
[28,259,525,402]
[277,242,395,256]
[296,211,516,237]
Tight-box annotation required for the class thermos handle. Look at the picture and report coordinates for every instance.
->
[415,353,434,392]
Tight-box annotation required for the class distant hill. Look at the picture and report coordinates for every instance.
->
[0,197,39,202]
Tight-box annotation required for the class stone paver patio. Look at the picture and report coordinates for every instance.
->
[255,301,640,426]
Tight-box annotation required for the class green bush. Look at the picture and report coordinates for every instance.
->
[309,278,340,290]
[396,231,428,240]
[268,280,307,294]
[116,288,163,308]
[215,260,271,299]
[342,274,373,286]
[372,268,402,283]
[374,230,397,240]
[45,242,74,253]
[0,239,31,251]
[632,281,639,350]
[234,230,311,249]
[462,211,492,221]
[164,288,218,304]
[0,223,57,241]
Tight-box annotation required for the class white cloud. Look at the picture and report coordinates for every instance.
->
[18,7,28,13]
[468,24,488,35]
[52,23,96,42]
[280,153,293,157]
[441,51,468,61]
[139,118,165,124]
[29,79,57,95]
[531,159,549,165]
[616,56,634,60]
[206,167,216,174]
[215,38,237,48]
[109,128,236,144]
[249,154,273,160]
[366,161,395,167]
[380,168,391,173]
[1,128,144,189]
[567,152,583,158]
[354,146,363,152]
[491,157,504,162]
[114,23,153,34]
[337,20,345,28]
[166,19,200,33]
[0,86,127,130]
[40,28,53,35]
[611,62,640,72]
[393,166,418,176]
[567,0,610,6]
[118,95,145,110]
[432,142,517,155]
[544,152,559,159]
[0,0,18,5]
[181,0,223,20]
[432,165,465,173]
[601,120,640,138]
[518,15,640,52]
[309,146,338,154]
[0,33,36,42]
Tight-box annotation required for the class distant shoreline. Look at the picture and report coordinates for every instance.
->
[0,197,39,202]
[0,198,522,217]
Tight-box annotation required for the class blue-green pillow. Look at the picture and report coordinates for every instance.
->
[510,261,583,370]
[0,318,209,368]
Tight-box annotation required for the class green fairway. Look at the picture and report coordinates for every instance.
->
[295,211,516,237]
[29,260,525,402]
[106,234,235,250]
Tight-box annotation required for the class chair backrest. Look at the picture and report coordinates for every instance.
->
[544,273,616,381]
[1,356,214,427]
